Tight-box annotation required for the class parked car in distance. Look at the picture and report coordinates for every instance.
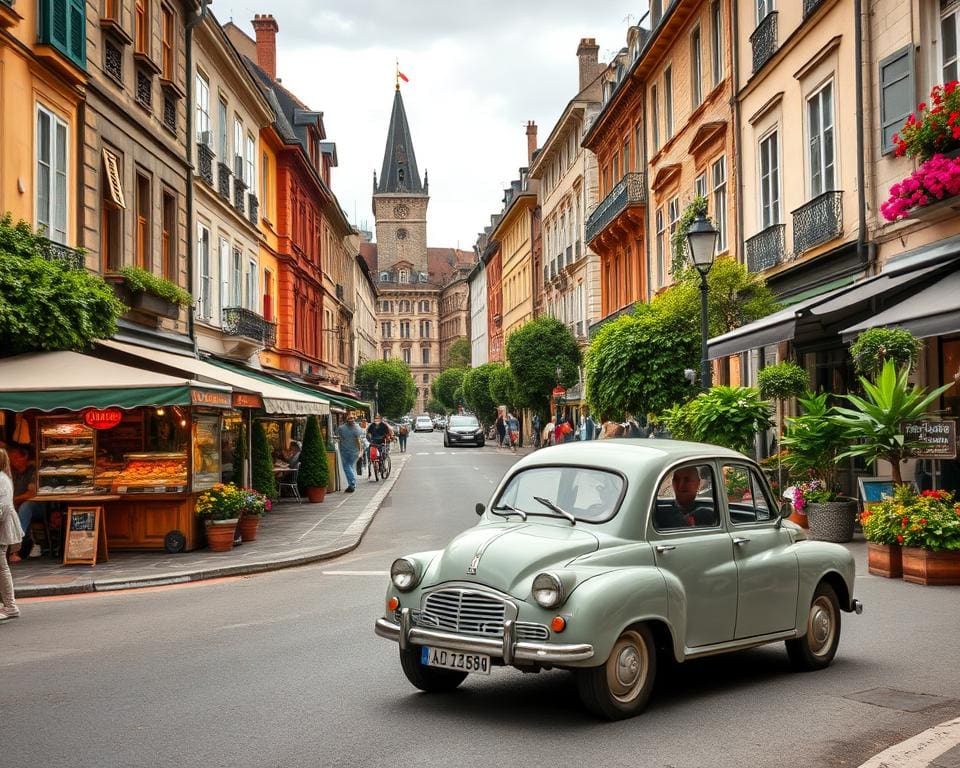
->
[414,416,434,432]
[375,440,862,720]
[433,417,447,430]
[444,415,484,448]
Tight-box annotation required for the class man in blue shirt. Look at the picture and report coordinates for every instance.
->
[336,414,364,493]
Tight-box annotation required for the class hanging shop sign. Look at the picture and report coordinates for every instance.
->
[901,419,958,459]
[232,392,264,409]
[552,386,567,398]
[189,389,232,408]
[83,407,123,430]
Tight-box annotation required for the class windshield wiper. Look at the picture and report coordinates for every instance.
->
[491,503,528,521]
[533,496,576,524]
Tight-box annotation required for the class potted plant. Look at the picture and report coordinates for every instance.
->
[108,266,193,320]
[757,361,809,493]
[849,328,923,379]
[195,483,246,551]
[252,422,278,500]
[861,489,908,578]
[299,415,329,502]
[238,487,271,542]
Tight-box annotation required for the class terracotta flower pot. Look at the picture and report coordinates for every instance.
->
[901,547,960,585]
[306,486,326,503]
[788,509,809,528]
[238,514,261,542]
[867,542,903,578]
[205,518,239,552]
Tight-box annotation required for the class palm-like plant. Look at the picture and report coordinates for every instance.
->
[831,360,952,485]
[780,391,848,491]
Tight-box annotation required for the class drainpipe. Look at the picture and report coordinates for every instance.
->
[732,0,744,281]
[641,75,651,303]
[185,0,210,351]
[855,0,869,270]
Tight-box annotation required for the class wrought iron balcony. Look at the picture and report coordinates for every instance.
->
[217,162,231,200]
[247,193,259,226]
[222,306,276,346]
[750,12,778,73]
[803,0,826,18]
[37,237,84,270]
[792,191,843,255]
[197,143,214,186]
[745,223,785,273]
[233,178,246,215]
[585,172,646,243]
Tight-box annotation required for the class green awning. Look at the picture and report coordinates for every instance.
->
[0,351,230,412]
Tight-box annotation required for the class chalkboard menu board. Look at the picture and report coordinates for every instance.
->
[902,419,958,459]
[63,506,109,566]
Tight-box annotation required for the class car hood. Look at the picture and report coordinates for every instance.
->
[427,523,600,595]
[449,426,480,433]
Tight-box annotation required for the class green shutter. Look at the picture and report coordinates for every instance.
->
[39,0,86,70]
[69,0,86,68]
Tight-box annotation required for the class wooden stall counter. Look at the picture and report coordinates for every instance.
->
[102,493,203,553]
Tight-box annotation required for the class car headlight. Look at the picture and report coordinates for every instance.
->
[390,558,419,591]
[532,572,564,608]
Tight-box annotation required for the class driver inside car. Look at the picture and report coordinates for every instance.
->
[655,465,718,529]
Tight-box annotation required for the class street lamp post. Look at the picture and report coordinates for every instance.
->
[686,213,718,391]
[374,380,379,416]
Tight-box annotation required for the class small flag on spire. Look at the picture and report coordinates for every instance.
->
[398,71,409,82]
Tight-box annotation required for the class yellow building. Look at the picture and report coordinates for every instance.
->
[495,168,538,341]
[0,0,86,259]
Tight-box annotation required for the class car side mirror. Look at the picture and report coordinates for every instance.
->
[777,499,793,528]
[475,502,485,516]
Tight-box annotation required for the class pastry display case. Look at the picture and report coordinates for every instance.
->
[36,417,97,496]
[192,413,222,491]
[110,452,188,494]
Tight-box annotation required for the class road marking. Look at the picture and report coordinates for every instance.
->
[321,570,389,576]
[857,717,960,768]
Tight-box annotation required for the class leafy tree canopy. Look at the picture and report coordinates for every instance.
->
[432,367,467,412]
[505,316,581,414]
[426,396,447,415]
[849,328,923,378]
[355,359,416,419]
[462,363,502,424]
[443,337,471,370]
[0,215,125,356]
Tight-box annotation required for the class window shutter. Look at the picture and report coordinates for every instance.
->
[880,46,914,154]
[102,149,126,208]
[52,0,69,51]
[69,0,86,67]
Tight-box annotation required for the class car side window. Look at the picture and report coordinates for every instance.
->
[653,463,719,531]
[724,463,775,525]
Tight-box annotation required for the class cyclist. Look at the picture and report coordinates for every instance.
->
[366,414,393,479]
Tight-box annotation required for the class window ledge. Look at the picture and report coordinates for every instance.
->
[133,51,161,76]
[159,77,184,98]
[0,1,22,29]
[100,17,132,46]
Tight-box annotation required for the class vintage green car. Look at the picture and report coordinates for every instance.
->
[374,440,863,720]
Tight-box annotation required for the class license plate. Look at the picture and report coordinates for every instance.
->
[421,646,491,675]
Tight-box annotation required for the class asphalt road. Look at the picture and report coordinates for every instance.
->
[2,429,959,768]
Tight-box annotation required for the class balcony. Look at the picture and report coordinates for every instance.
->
[750,12,778,74]
[792,191,843,256]
[222,306,277,347]
[197,143,214,186]
[803,0,826,18]
[217,162,231,201]
[37,237,85,270]
[247,193,259,226]
[745,223,785,273]
[585,172,646,243]
[233,178,246,216]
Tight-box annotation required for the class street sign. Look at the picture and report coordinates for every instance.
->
[901,419,957,459]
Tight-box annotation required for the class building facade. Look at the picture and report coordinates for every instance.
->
[353,250,379,370]
[467,257,488,367]
[493,168,538,340]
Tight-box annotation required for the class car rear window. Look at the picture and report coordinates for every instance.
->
[494,466,625,523]
[449,416,478,428]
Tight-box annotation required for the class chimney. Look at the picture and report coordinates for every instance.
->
[525,121,537,166]
[577,37,600,91]
[251,14,279,80]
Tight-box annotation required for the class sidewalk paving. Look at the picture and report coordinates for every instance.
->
[11,453,411,598]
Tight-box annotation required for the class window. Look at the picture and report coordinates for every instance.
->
[723,464,774,524]
[135,173,151,269]
[162,191,176,280]
[422,373,429,384]
[218,237,229,317]
[231,247,242,308]
[36,105,68,245]
[104,0,118,20]
[653,464,719,530]
[246,257,258,311]
[712,156,728,253]
[217,98,228,158]
[695,172,707,199]
[651,84,660,151]
[655,208,665,287]
[381,321,392,338]
[664,66,674,139]
[233,117,244,179]
[420,319,431,338]
[691,27,703,108]
[197,224,211,320]
[196,75,210,144]
[40,0,86,67]
[807,82,835,197]
[101,149,123,271]
[422,347,430,364]
[943,4,959,83]
[261,152,269,212]
[400,320,411,338]
[402,348,412,364]
[135,0,149,54]
[757,0,775,23]
[383,349,391,361]
[246,133,256,195]
[711,1,723,86]
[161,5,174,80]
[759,130,780,228]
[880,47,915,154]
[399,269,408,283]
[263,267,273,322]
[419,300,430,312]
[634,122,643,170]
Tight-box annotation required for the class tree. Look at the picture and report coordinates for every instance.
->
[426,396,446,415]
[432,367,468,412]
[0,215,125,357]
[505,316,581,415]
[849,328,923,378]
[488,365,521,410]
[443,337,471,370]
[252,421,278,499]
[233,423,247,485]
[298,415,329,491]
[355,359,416,419]
[462,363,501,424]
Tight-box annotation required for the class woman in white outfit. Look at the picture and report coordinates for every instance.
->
[0,447,24,621]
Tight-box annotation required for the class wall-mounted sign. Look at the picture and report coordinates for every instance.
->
[902,419,958,459]
[552,386,566,398]
[232,393,263,409]
[190,389,231,408]
[83,407,123,430]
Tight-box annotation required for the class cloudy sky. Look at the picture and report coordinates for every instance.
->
[213,1,640,249]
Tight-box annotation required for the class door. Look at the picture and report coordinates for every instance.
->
[722,463,799,638]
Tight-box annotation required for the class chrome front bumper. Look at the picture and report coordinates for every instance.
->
[375,608,594,665]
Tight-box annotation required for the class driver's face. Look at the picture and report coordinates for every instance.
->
[672,468,701,506]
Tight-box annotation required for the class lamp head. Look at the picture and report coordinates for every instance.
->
[687,213,718,274]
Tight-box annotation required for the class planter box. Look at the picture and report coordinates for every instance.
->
[806,500,857,543]
[106,274,181,321]
[905,195,960,223]
[867,542,903,578]
[901,546,960,586]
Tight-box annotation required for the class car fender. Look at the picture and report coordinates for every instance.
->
[792,541,857,626]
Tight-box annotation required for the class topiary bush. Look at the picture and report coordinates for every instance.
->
[757,362,808,402]
[849,328,922,378]
[233,423,247,485]
[252,421,277,499]
[298,415,329,490]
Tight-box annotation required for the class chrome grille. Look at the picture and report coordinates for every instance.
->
[421,589,507,636]
[515,622,550,641]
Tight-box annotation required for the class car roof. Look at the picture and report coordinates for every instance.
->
[511,438,750,472]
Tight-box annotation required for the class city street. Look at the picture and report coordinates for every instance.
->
[1,429,959,768]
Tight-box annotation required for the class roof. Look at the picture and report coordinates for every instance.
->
[359,243,475,284]
[377,89,423,194]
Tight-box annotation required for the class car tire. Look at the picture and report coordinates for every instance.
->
[786,581,841,671]
[576,624,657,720]
[443,436,449,448]
[372,459,381,482]
[399,646,467,693]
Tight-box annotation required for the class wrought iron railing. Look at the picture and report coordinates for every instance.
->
[197,143,214,186]
[135,69,152,108]
[163,95,176,132]
[750,12,778,73]
[585,172,646,243]
[247,193,259,226]
[744,223,785,273]
[37,237,85,270]
[803,0,826,18]
[217,162,231,200]
[221,306,276,346]
[233,178,246,215]
[792,191,843,255]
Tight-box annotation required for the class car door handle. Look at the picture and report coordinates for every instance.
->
[733,537,751,546]
[655,545,676,553]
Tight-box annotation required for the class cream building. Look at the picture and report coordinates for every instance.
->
[353,250,379,370]
[468,256,488,367]
[494,167,538,341]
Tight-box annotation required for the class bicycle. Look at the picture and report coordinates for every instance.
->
[368,440,392,481]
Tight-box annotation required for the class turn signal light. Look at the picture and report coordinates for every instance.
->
[387,596,399,612]
[551,616,566,633]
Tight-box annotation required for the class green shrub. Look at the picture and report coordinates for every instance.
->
[849,328,922,378]
[233,423,247,485]
[663,386,772,454]
[118,265,193,308]
[252,421,278,499]
[757,362,808,402]
[298,415,329,490]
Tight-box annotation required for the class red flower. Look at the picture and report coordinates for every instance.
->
[920,518,928,525]
[902,516,909,528]
[919,101,927,110]
[897,534,904,544]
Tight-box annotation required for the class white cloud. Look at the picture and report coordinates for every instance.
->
[214,2,638,248]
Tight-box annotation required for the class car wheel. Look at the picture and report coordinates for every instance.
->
[399,646,467,693]
[443,437,449,448]
[576,625,657,720]
[786,581,841,671]
[372,460,381,482]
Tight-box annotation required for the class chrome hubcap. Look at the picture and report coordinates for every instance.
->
[616,646,641,688]
[607,630,648,702]
[809,597,835,655]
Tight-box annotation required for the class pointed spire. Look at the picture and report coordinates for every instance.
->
[377,88,423,194]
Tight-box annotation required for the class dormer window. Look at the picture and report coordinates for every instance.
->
[399,269,408,283]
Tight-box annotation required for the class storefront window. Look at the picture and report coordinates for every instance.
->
[192,412,222,491]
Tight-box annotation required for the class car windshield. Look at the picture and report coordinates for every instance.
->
[449,416,478,428]
[493,466,625,523]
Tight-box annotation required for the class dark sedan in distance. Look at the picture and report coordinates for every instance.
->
[444,415,485,447]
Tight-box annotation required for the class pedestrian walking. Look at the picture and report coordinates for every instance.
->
[531,413,541,448]
[336,413,365,493]
[506,411,520,453]
[542,417,555,447]
[580,409,597,441]
[398,422,409,452]
[495,412,506,450]
[0,448,23,622]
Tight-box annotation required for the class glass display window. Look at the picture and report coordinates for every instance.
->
[192,411,222,491]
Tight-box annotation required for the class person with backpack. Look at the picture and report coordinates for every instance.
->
[397,421,409,453]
